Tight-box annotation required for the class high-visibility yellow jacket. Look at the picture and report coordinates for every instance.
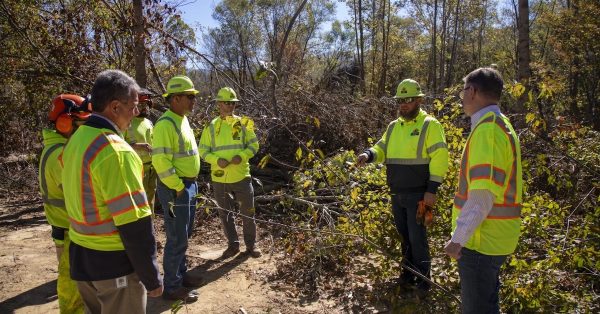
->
[367,109,449,194]
[124,117,153,164]
[452,111,523,255]
[62,124,152,251]
[199,115,259,183]
[152,110,200,191]
[38,129,68,229]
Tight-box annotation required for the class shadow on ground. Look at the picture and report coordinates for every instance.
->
[146,253,251,314]
[0,279,57,312]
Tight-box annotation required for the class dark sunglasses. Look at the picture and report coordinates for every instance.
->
[177,94,196,100]
[396,97,416,104]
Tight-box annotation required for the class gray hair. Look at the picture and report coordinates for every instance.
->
[91,70,139,112]
[463,67,504,101]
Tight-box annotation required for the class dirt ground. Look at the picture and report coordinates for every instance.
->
[0,196,339,314]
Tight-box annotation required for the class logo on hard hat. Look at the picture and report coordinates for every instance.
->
[401,87,407,94]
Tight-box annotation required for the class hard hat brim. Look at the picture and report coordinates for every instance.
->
[162,89,200,98]
[393,93,425,99]
[214,98,240,102]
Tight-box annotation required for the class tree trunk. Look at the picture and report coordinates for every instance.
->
[378,0,391,96]
[446,0,460,87]
[517,0,531,82]
[439,0,447,91]
[516,0,531,111]
[429,0,438,94]
[477,0,488,67]
[353,0,366,93]
[133,0,147,87]
[370,0,378,95]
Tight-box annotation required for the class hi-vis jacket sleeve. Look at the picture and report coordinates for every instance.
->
[199,125,218,165]
[239,126,259,162]
[367,121,394,163]
[426,119,449,186]
[98,150,152,226]
[151,121,184,192]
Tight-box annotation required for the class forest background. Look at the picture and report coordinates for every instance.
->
[0,0,598,312]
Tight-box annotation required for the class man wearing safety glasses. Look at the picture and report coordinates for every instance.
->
[356,79,449,298]
[152,75,203,302]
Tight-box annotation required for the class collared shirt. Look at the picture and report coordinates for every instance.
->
[91,113,122,135]
[470,104,501,130]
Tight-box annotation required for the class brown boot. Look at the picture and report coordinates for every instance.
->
[245,246,262,258]
[221,245,240,259]
[182,274,205,288]
[162,287,199,302]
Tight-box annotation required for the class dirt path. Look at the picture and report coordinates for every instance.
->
[0,198,335,313]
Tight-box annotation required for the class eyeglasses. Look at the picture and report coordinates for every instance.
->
[459,86,473,100]
[177,94,196,100]
[396,97,416,104]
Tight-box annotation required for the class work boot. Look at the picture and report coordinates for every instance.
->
[414,281,430,299]
[162,287,199,302]
[245,246,262,258]
[182,274,205,288]
[396,274,415,289]
[221,245,240,259]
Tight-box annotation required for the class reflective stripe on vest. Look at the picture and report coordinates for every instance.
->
[384,119,431,164]
[74,134,118,235]
[152,117,198,158]
[69,217,117,235]
[208,120,250,152]
[453,196,521,218]
[40,143,66,208]
[454,115,521,219]
[105,190,148,216]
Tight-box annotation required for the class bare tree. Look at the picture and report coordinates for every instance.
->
[133,0,147,87]
[517,0,531,83]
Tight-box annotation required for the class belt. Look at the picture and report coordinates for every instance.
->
[143,161,153,165]
[180,177,196,181]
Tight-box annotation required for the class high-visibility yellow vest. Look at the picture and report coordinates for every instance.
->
[452,111,523,255]
[199,115,259,183]
[151,110,200,191]
[124,117,153,164]
[38,129,68,229]
[62,125,152,251]
[369,109,449,192]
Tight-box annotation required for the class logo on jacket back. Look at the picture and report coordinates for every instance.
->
[411,128,420,136]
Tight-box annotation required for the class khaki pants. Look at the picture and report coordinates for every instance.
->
[213,177,257,248]
[76,273,146,314]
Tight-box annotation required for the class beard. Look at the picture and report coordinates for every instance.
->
[399,105,420,120]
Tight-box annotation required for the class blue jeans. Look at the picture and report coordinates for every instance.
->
[458,248,507,314]
[157,179,197,293]
[391,192,430,288]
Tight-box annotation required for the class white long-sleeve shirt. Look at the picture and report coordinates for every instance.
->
[451,189,495,245]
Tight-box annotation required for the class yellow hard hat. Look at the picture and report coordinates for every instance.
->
[393,79,426,98]
[214,87,239,102]
[162,75,199,98]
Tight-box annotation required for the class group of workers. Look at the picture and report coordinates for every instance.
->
[356,67,522,314]
[38,66,521,314]
[38,70,260,313]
